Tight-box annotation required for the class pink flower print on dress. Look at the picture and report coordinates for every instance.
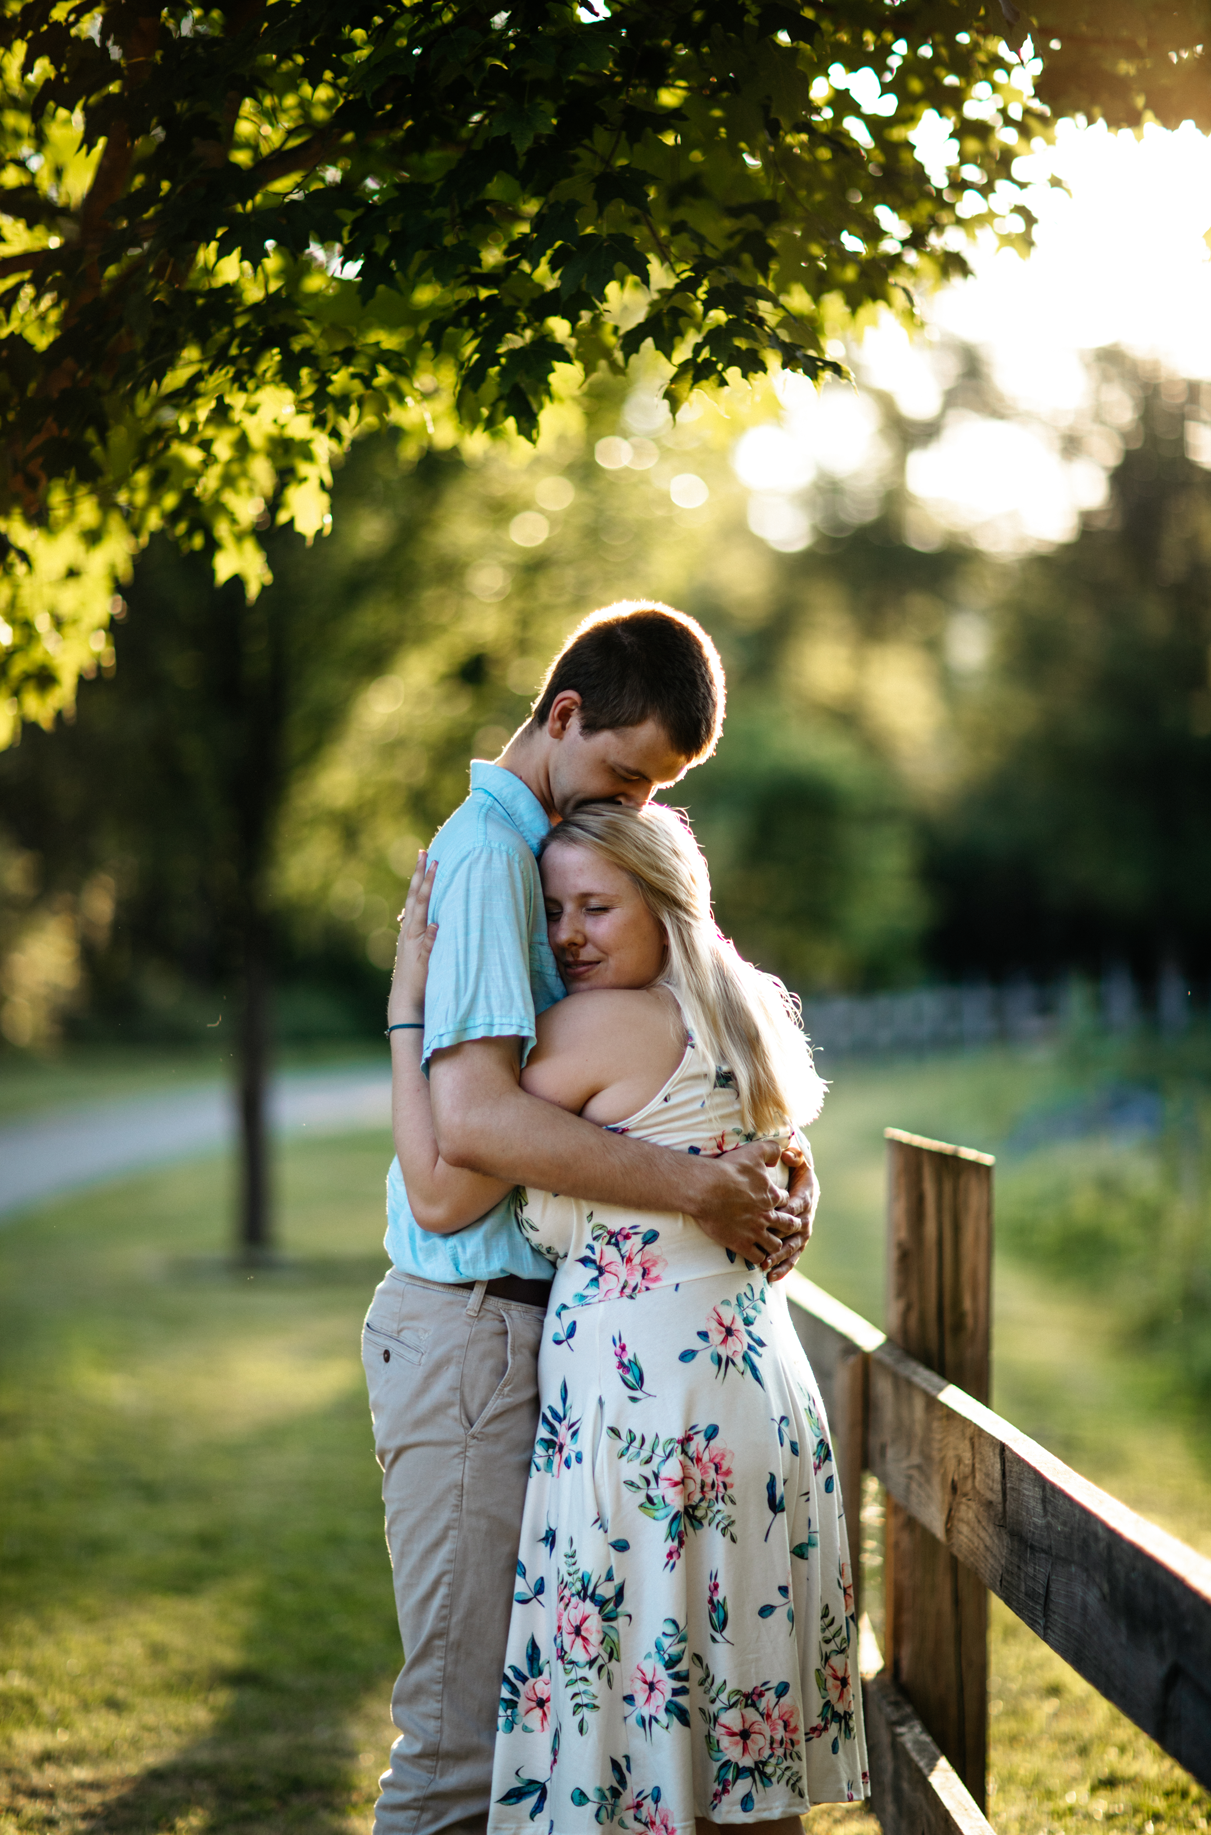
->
[657,1447,702,1514]
[841,1561,855,1620]
[694,1438,734,1502]
[607,1422,737,1570]
[520,1673,552,1733]
[706,1301,746,1362]
[631,1800,677,1835]
[824,1654,853,1714]
[629,1661,669,1717]
[563,1599,604,1664]
[679,1283,768,1387]
[715,1704,770,1765]
[622,1236,667,1292]
[594,1244,629,1302]
[573,1219,667,1304]
[764,1694,801,1757]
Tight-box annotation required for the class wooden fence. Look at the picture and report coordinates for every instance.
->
[785,1128,1211,1834]
[798,962,1201,1060]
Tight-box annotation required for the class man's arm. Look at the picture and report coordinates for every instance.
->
[391,1026,514,1231]
[430,1036,796,1263]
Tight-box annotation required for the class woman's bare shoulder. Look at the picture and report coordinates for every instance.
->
[535,986,682,1049]
[526,987,686,1118]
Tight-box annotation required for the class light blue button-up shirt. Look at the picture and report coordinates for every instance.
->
[384,761,566,1282]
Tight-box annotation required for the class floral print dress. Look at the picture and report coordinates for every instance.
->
[488,1028,869,1835]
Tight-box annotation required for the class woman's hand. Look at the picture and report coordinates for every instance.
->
[387,850,438,1028]
[763,1137,819,1281]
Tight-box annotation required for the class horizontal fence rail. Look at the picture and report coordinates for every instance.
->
[862,1672,994,1835]
[784,1272,1211,1808]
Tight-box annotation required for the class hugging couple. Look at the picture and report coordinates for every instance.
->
[362,603,869,1835]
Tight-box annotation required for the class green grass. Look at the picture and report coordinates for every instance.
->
[0,1044,229,1122]
[1,1046,1210,1835]
[0,1040,386,1123]
[809,1045,1211,1835]
[0,1130,400,1835]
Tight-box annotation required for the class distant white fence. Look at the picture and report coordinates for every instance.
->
[799,964,1203,1061]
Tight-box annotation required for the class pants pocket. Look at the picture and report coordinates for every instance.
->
[362,1319,430,1367]
[460,1307,512,1435]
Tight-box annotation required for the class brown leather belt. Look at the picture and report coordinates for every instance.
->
[454,1274,550,1309]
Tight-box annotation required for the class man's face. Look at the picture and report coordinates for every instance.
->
[547,711,690,817]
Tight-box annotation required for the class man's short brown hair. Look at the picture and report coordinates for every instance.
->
[529,601,725,763]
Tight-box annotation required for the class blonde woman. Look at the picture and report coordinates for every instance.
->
[392,804,868,1834]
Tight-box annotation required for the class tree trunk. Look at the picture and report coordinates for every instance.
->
[238,897,272,1258]
[233,591,283,1263]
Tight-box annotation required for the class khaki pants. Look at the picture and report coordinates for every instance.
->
[362,1270,547,1835]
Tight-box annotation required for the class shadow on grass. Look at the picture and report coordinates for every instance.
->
[0,1240,401,1835]
[70,1373,399,1835]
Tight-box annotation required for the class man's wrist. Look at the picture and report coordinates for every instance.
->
[681,1150,724,1216]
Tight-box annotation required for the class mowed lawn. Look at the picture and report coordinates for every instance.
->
[2,1050,1210,1835]
[0,1133,401,1835]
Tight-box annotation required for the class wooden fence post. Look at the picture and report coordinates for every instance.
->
[883,1129,994,1811]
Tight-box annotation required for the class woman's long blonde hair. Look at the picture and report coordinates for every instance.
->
[541,803,825,1134]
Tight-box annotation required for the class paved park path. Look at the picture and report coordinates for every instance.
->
[0,1066,392,1220]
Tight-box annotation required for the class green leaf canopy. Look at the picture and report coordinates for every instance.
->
[0,0,1201,736]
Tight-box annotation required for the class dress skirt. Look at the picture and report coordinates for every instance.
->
[488,1036,869,1835]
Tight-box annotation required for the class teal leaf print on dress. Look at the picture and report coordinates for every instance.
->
[757,1583,795,1632]
[693,1656,806,1813]
[623,1615,691,1737]
[612,1332,652,1402]
[807,1597,857,1755]
[569,1752,631,1824]
[497,1724,560,1818]
[572,1215,667,1305]
[555,1539,630,1735]
[678,1285,767,1388]
[708,1570,732,1646]
[532,1380,582,1475]
[764,1471,785,1542]
[773,1414,800,1457]
[514,1560,545,1606]
[499,1635,551,1734]
[790,1516,820,1562]
[801,1382,835,1491]
[513,1187,563,1267]
[607,1423,737,1570]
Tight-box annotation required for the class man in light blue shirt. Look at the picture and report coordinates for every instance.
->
[361,603,817,1835]
[382,759,564,1286]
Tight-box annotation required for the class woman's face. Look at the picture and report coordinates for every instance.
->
[541,842,666,993]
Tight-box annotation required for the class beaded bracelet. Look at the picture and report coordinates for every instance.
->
[385,1022,424,1036]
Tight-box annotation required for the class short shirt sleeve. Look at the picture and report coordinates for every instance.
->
[422,842,540,1067]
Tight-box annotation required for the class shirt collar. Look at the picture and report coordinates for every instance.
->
[469,760,552,856]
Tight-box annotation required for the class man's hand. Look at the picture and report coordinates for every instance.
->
[763,1140,820,1281]
[688,1139,800,1266]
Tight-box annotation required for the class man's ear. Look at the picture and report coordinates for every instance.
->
[546,690,583,740]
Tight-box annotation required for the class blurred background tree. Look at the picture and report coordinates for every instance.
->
[9,2,1211,1260]
[0,0,1051,739]
[925,364,1211,980]
[8,338,1211,1255]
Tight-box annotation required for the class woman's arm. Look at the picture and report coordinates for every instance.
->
[389,852,512,1232]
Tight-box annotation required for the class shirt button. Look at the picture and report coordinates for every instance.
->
[383,1349,391,1363]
